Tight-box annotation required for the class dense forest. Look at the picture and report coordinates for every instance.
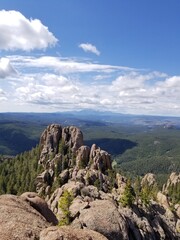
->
[0,113,180,191]
[0,143,179,206]
[0,146,42,195]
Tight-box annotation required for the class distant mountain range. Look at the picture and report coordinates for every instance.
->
[1,110,180,128]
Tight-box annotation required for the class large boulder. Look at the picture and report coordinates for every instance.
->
[0,194,50,240]
[71,199,128,240]
[40,226,108,240]
[156,191,170,209]
[21,192,58,225]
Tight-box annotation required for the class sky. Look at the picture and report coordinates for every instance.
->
[0,0,180,116]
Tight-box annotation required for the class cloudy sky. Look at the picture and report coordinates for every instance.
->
[0,0,180,116]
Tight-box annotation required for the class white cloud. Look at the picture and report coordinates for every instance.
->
[0,88,7,102]
[0,10,58,51]
[79,43,100,56]
[2,53,180,116]
[8,55,134,74]
[0,58,17,78]
[15,73,79,106]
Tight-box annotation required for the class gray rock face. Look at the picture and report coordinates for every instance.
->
[21,192,58,225]
[62,126,83,153]
[141,173,156,186]
[36,124,112,197]
[90,144,112,173]
[156,191,170,209]
[32,124,180,239]
[76,145,90,168]
[163,172,180,193]
[39,124,62,166]
[0,194,50,240]
[40,226,108,240]
[72,199,128,240]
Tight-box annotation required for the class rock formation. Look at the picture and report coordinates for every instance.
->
[21,192,58,225]
[40,226,108,240]
[0,124,180,239]
[62,126,84,153]
[162,172,180,193]
[0,194,51,240]
[36,124,112,197]
[39,124,62,166]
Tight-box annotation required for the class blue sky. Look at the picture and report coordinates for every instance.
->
[0,0,180,115]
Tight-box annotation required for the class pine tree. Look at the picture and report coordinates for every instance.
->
[120,179,135,207]
[58,190,74,226]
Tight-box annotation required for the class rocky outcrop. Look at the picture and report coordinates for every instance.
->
[157,191,170,209]
[76,145,90,168]
[0,192,109,240]
[21,192,58,225]
[0,194,51,240]
[62,126,83,153]
[90,144,112,173]
[39,124,62,166]
[40,226,108,240]
[72,199,128,240]
[36,124,112,197]
[112,173,127,199]
[4,123,178,240]
[141,173,157,186]
[163,172,180,193]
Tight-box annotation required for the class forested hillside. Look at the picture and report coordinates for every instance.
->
[0,113,180,181]
[0,146,42,195]
[0,123,179,240]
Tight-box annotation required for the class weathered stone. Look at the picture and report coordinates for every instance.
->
[81,185,100,199]
[176,219,180,234]
[76,145,90,168]
[0,194,50,240]
[116,173,127,193]
[157,191,170,209]
[163,172,180,193]
[89,144,112,173]
[40,226,108,240]
[39,124,62,165]
[62,181,85,197]
[141,173,156,186]
[62,126,83,153]
[174,204,180,218]
[21,192,58,225]
[69,196,89,218]
[72,199,128,240]
[48,187,63,214]
[59,169,69,185]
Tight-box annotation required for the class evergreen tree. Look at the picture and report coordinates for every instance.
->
[120,179,135,207]
[58,190,74,226]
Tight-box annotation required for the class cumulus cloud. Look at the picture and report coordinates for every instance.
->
[79,43,100,56]
[0,10,58,51]
[15,73,79,106]
[0,58,17,78]
[2,53,180,116]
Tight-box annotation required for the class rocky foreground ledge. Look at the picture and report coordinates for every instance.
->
[0,124,179,240]
[0,193,107,240]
